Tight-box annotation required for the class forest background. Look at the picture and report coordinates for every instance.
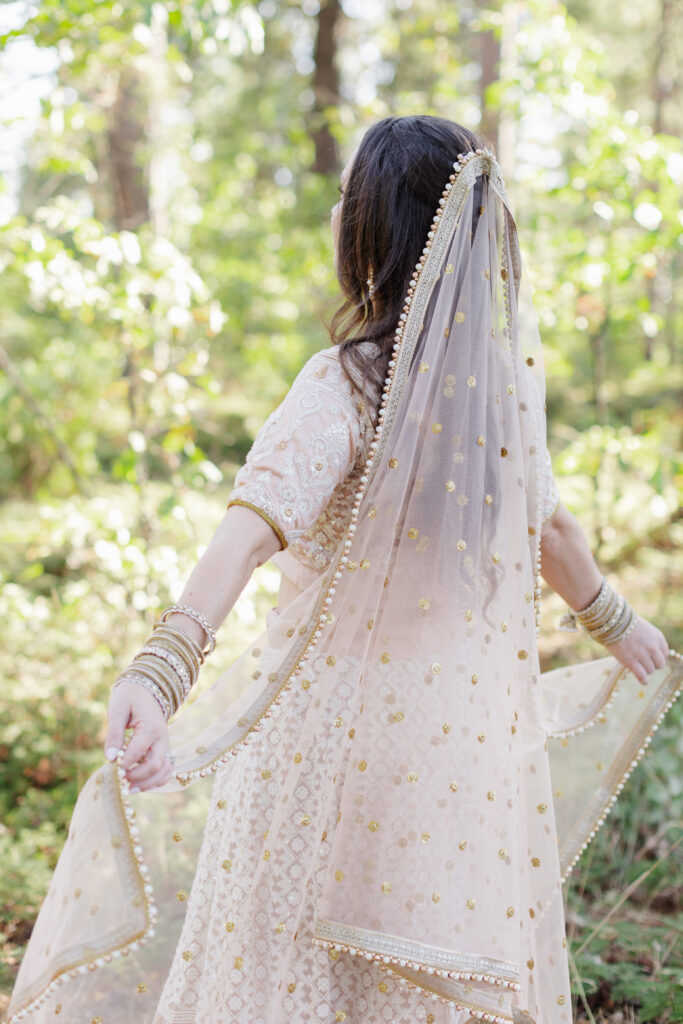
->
[0,0,681,1020]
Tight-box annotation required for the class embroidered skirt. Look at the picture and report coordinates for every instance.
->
[153,608,480,1023]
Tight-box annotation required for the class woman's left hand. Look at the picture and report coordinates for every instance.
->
[605,615,670,687]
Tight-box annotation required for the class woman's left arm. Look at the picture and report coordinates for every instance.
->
[540,503,670,686]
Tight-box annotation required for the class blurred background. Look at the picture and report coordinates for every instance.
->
[0,0,681,1019]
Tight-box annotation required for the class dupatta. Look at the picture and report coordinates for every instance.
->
[7,150,682,1024]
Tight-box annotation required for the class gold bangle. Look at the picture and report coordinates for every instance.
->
[160,604,217,656]
[150,627,202,684]
[577,589,618,629]
[129,657,182,714]
[114,672,172,719]
[141,631,198,689]
[598,605,636,645]
[152,622,204,671]
[139,643,193,696]
[133,653,186,707]
[574,579,609,620]
[588,598,626,640]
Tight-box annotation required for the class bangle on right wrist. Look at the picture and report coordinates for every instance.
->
[111,603,217,719]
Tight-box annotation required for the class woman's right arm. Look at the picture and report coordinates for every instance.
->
[105,347,366,791]
[105,504,283,791]
[539,502,669,686]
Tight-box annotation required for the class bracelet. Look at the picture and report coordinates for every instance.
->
[130,655,185,714]
[558,579,609,632]
[114,672,172,720]
[123,658,182,716]
[576,579,609,620]
[152,622,205,670]
[111,605,216,719]
[160,604,217,656]
[140,644,193,697]
[559,578,636,649]
[140,634,198,688]
[600,606,637,646]
[586,594,624,638]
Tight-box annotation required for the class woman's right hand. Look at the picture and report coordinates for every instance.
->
[104,680,174,792]
[606,614,670,687]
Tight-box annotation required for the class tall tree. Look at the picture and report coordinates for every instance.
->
[478,11,500,149]
[310,0,341,174]
[106,67,150,230]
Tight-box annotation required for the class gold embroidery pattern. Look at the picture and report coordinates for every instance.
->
[312,918,520,989]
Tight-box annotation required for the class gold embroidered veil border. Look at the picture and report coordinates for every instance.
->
[6,151,682,1024]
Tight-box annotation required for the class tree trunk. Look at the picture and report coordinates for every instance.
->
[652,0,673,135]
[479,24,500,150]
[310,0,341,175]
[148,7,171,239]
[497,2,518,198]
[641,0,674,360]
[107,68,150,230]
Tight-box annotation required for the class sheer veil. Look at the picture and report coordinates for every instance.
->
[7,150,682,1024]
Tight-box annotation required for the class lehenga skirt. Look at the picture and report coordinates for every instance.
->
[152,607,478,1024]
[6,581,682,1024]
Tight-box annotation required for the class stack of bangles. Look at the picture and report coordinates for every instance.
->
[559,578,637,645]
[112,604,217,721]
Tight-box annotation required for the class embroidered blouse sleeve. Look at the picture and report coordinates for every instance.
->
[226,351,364,551]
[540,443,560,524]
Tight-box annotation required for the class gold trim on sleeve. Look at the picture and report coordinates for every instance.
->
[226,498,288,551]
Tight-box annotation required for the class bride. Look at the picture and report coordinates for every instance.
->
[7,115,679,1024]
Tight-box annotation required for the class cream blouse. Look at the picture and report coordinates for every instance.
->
[226,344,560,614]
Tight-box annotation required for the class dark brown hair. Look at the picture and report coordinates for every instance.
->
[331,115,490,421]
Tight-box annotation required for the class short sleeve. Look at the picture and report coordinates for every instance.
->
[540,444,560,524]
[226,349,364,551]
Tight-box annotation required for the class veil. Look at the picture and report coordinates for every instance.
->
[7,151,682,1024]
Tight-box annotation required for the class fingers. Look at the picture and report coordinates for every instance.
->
[637,635,668,677]
[126,738,169,786]
[639,651,656,676]
[632,661,651,687]
[130,758,174,794]
[656,632,670,666]
[651,646,667,670]
[104,692,130,761]
[120,726,159,771]
[608,617,671,687]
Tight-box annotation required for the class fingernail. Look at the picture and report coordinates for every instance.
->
[106,747,120,761]
[130,786,141,794]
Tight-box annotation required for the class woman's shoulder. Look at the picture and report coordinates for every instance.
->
[300,341,379,391]
[295,346,358,406]
[299,345,341,375]
[291,344,378,444]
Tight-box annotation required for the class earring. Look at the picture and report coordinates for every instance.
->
[367,267,375,299]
